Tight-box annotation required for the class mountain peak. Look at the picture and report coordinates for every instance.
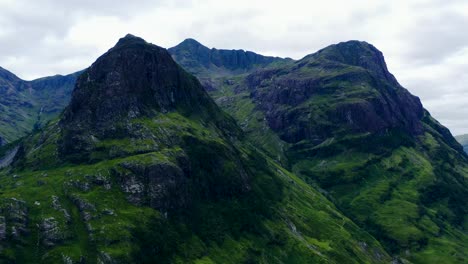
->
[60,36,231,161]
[113,33,149,49]
[310,40,398,84]
[63,35,208,126]
[180,38,205,47]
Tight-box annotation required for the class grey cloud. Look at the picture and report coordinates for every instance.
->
[400,11,468,65]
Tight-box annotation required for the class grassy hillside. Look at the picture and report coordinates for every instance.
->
[0,117,390,263]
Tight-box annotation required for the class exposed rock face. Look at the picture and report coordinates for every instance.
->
[40,217,63,247]
[51,196,71,223]
[0,216,6,240]
[0,198,29,241]
[310,41,399,85]
[0,146,19,169]
[246,41,424,144]
[117,161,188,210]
[29,72,80,114]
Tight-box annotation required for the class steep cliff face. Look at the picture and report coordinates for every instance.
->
[0,35,390,263]
[247,41,424,144]
[0,66,79,142]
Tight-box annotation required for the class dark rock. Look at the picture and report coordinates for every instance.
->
[39,217,63,247]
[70,195,96,224]
[0,216,6,240]
[98,251,116,264]
[311,41,399,85]
[59,34,235,162]
[246,41,425,144]
[70,180,91,192]
[51,196,61,210]
[116,161,188,211]
[102,209,114,216]
[0,146,19,169]
[0,198,29,241]
[85,174,112,190]
[51,196,71,222]
[70,195,96,212]
[62,254,74,264]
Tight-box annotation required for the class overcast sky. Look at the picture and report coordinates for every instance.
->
[0,0,467,135]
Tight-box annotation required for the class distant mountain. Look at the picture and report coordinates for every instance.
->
[172,39,468,263]
[168,38,289,90]
[0,35,390,263]
[456,134,468,153]
[0,66,80,142]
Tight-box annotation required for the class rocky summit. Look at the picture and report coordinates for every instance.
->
[59,34,238,163]
[246,41,425,143]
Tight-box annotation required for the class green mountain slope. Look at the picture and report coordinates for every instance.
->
[170,39,468,263]
[455,134,468,153]
[0,35,391,263]
[0,66,80,143]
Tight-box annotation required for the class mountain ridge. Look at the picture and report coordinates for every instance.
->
[0,36,465,263]
[0,34,392,263]
[168,38,289,91]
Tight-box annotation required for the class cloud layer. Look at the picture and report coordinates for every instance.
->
[0,0,467,135]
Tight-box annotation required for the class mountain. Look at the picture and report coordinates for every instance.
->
[0,66,80,143]
[455,134,468,153]
[0,35,465,263]
[168,38,289,90]
[0,35,391,263]
[171,39,468,263]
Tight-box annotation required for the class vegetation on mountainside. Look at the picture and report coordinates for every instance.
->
[170,39,468,263]
[0,112,390,263]
[0,35,465,263]
[0,35,391,263]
